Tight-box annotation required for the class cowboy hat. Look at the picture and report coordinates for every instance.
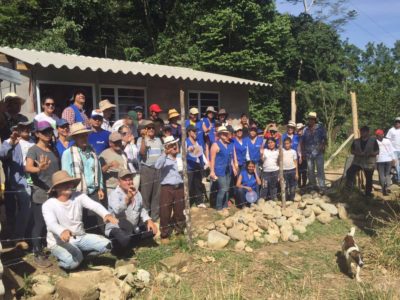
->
[217,126,229,134]
[296,123,305,130]
[3,92,26,105]
[48,170,81,194]
[69,122,92,138]
[287,121,296,128]
[205,106,217,113]
[98,99,116,111]
[163,135,179,146]
[168,108,180,119]
[189,107,199,115]
[308,112,317,119]
[233,125,243,132]
[218,108,228,115]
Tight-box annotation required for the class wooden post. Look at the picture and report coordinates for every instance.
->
[279,138,286,208]
[351,92,359,138]
[179,88,193,249]
[291,90,296,123]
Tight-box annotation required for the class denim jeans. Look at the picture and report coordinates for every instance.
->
[51,233,112,270]
[306,153,325,189]
[235,187,259,208]
[283,169,297,201]
[4,186,31,239]
[262,171,279,200]
[216,174,231,210]
[377,162,392,190]
[394,151,400,183]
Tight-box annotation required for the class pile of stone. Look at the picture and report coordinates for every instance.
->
[197,192,348,250]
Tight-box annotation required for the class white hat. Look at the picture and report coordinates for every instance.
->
[163,135,179,146]
[395,117,400,122]
[287,120,296,127]
[189,107,199,115]
[296,123,305,130]
[233,125,243,132]
[99,99,116,111]
[91,110,103,118]
[205,106,217,113]
[3,92,26,104]
[217,126,229,134]
[308,112,317,119]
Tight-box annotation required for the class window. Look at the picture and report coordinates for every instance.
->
[38,83,94,117]
[100,86,145,119]
[188,91,219,115]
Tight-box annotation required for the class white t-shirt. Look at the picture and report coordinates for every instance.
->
[42,192,109,248]
[377,138,396,162]
[19,139,35,164]
[34,112,60,137]
[283,148,297,170]
[386,127,400,151]
[262,149,279,172]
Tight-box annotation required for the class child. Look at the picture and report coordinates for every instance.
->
[282,137,298,200]
[261,138,279,200]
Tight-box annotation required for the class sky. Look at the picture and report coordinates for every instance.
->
[276,0,400,49]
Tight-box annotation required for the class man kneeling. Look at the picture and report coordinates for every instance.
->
[105,169,158,255]
[42,170,118,270]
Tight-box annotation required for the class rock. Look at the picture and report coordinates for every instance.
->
[321,195,331,202]
[255,217,269,231]
[320,203,338,215]
[256,237,265,243]
[160,253,193,271]
[317,211,333,224]
[248,222,259,232]
[293,224,307,234]
[265,234,279,244]
[98,278,125,300]
[294,194,302,202]
[258,198,266,205]
[245,231,254,242]
[224,217,234,229]
[136,269,151,285]
[206,223,216,230]
[32,275,52,285]
[280,224,293,242]
[301,194,312,201]
[288,216,300,225]
[219,209,230,217]
[275,217,288,227]
[282,208,295,218]
[56,277,99,300]
[155,272,181,288]
[32,282,55,296]
[303,211,315,226]
[262,205,277,218]
[215,220,224,227]
[311,205,323,215]
[191,207,199,213]
[253,231,262,238]
[337,204,348,220]
[123,272,136,286]
[197,240,206,247]
[289,234,299,242]
[302,207,313,217]
[227,227,247,241]
[216,225,228,234]
[245,246,254,253]
[234,241,246,251]
[114,264,137,279]
[70,266,114,283]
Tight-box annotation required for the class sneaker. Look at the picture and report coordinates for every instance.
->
[34,253,52,268]
[197,203,207,208]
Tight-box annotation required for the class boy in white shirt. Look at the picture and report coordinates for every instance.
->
[42,170,118,270]
[282,137,298,200]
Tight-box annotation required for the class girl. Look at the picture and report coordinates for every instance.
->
[34,96,60,137]
[282,137,298,201]
[261,138,279,200]
[236,161,261,208]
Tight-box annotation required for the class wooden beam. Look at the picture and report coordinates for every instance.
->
[350,92,359,139]
[279,138,286,208]
[324,134,354,168]
[291,90,296,123]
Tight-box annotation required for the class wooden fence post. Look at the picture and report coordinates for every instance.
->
[351,92,359,139]
[179,89,193,249]
[279,138,286,208]
[291,90,296,123]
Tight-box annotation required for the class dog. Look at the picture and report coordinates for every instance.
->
[342,227,364,282]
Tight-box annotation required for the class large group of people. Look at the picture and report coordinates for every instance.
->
[0,90,399,271]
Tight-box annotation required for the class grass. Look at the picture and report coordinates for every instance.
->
[343,283,397,300]
[297,218,360,241]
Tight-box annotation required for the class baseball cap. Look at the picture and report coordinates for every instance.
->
[189,107,199,115]
[35,121,53,132]
[375,129,384,135]
[56,119,69,127]
[118,168,135,178]
[395,117,400,122]
[149,104,162,113]
[134,105,144,112]
[91,110,103,118]
[109,132,122,142]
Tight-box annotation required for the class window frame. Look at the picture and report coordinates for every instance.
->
[99,84,147,119]
[187,90,220,115]
[35,80,96,114]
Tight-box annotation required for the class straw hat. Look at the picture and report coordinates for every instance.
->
[48,170,81,193]
[189,107,199,115]
[98,99,116,111]
[168,108,180,119]
[218,108,227,116]
[69,122,91,138]
[233,125,243,132]
[206,106,217,113]
[287,120,296,128]
[217,126,229,134]
[308,112,317,119]
[163,135,179,146]
[3,92,26,104]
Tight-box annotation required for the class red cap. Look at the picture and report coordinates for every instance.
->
[375,129,384,135]
[149,104,162,113]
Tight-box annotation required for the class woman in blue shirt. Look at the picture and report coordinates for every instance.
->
[245,127,264,170]
[281,121,299,151]
[235,161,261,208]
[232,126,247,170]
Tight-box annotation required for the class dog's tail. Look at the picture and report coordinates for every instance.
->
[348,227,356,237]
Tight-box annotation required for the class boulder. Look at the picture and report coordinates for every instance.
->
[155,272,181,288]
[56,277,99,300]
[206,223,216,230]
[317,211,333,224]
[282,208,295,218]
[136,269,151,285]
[70,266,114,283]
[245,246,254,253]
[294,194,302,202]
[280,224,293,242]
[275,217,288,227]
[255,217,269,231]
[248,222,259,232]
[234,241,246,251]
[320,203,338,215]
[227,227,247,241]
[289,234,299,242]
[255,237,265,243]
[311,205,323,215]
[253,231,262,238]
[301,194,312,201]
[302,207,313,218]
[32,282,55,297]
[298,201,307,209]
[98,278,125,300]
[265,234,279,244]
[303,211,316,226]
[197,240,206,247]
[245,231,254,242]
[160,253,193,271]
[258,198,266,206]
[216,225,228,235]
[293,224,307,234]
[337,204,349,220]
[224,217,234,229]
[114,264,137,279]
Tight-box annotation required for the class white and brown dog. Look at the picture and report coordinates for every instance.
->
[342,227,364,282]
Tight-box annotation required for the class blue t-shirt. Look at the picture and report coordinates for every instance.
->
[88,130,111,155]
[56,140,68,158]
[282,133,300,151]
[240,169,257,191]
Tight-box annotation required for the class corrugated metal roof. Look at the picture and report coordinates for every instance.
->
[0,47,270,87]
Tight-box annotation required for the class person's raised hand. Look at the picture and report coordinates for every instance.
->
[37,154,51,171]
[9,131,20,145]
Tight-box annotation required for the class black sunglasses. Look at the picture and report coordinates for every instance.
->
[44,103,55,107]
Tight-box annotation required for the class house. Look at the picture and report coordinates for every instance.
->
[0,47,269,120]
